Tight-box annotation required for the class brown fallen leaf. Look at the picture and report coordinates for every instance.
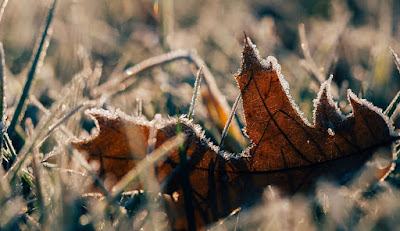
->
[71,36,398,230]
[237,36,396,173]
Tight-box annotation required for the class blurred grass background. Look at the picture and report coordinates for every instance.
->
[1,0,400,230]
[2,0,400,122]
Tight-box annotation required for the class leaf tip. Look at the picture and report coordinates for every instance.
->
[318,75,333,99]
[314,75,336,108]
[347,89,360,109]
[347,89,371,117]
[313,75,344,128]
[239,35,263,74]
[347,89,396,137]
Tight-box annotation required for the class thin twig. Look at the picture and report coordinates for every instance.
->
[218,93,242,152]
[298,23,325,84]
[8,0,57,137]
[188,66,203,120]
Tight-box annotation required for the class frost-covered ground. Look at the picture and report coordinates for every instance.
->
[1,0,400,230]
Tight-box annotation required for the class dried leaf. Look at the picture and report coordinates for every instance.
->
[72,36,398,230]
[236,36,396,173]
[71,110,149,179]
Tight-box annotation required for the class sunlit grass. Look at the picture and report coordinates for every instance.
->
[0,0,400,230]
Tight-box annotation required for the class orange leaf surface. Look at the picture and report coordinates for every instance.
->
[71,36,398,230]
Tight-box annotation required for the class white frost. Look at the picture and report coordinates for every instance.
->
[263,55,312,127]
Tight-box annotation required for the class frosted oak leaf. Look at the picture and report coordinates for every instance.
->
[71,36,398,230]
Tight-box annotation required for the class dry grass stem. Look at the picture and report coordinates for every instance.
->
[218,93,241,152]
[0,0,8,24]
[8,0,57,136]
[111,134,185,198]
[298,23,326,84]
[188,66,203,120]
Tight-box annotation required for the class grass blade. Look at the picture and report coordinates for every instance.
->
[111,134,185,198]
[136,98,143,117]
[0,0,9,24]
[5,94,70,185]
[35,100,97,149]
[218,93,242,152]
[0,43,5,161]
[177,118,196,230]
[25,119,46,226]
[91,50,193,98]
[298,23,325,84]
[384,47,400,118]
[8,0,57,139]
[188,66,203,120]
[0,43,5,123]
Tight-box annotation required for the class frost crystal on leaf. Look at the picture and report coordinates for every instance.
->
[71,36,399,231]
